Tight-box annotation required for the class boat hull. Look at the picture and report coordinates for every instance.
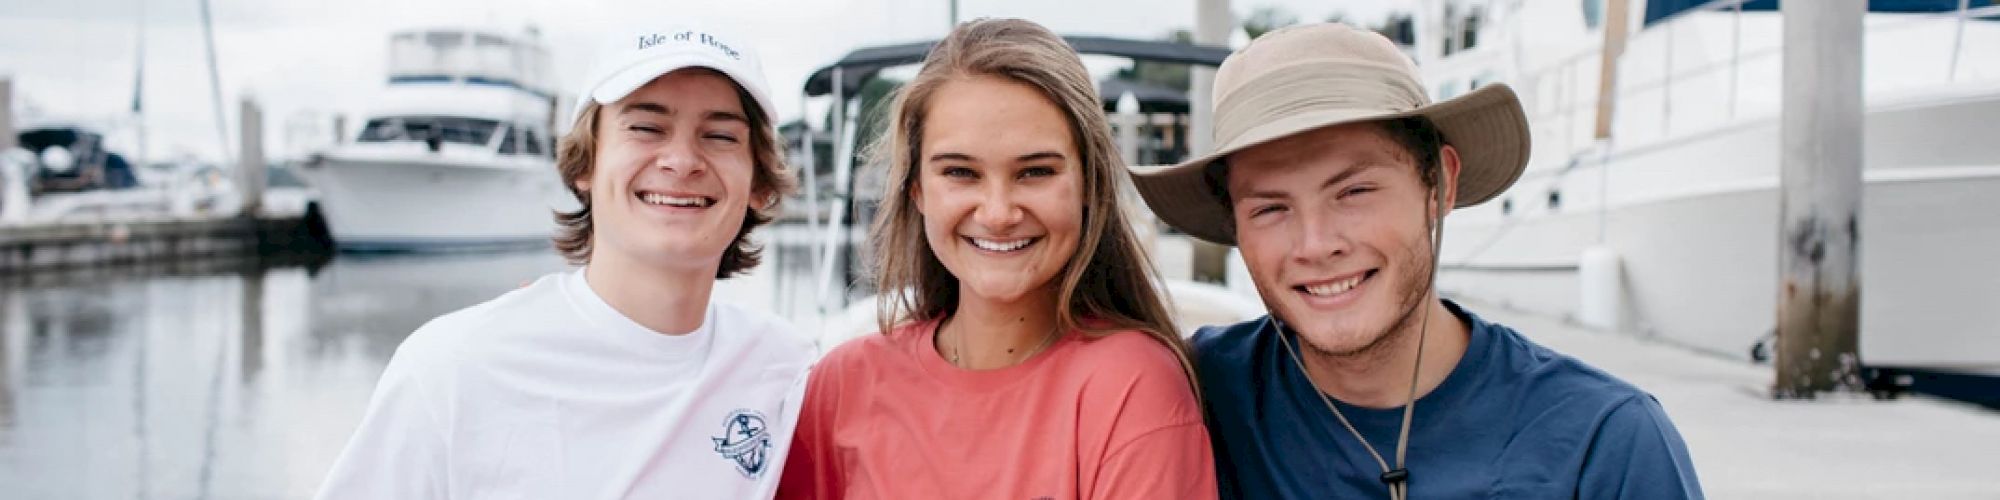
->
[1439,92,2000,376]
[303,155,569,252]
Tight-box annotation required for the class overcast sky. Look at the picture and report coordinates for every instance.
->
[0,0,1410,162]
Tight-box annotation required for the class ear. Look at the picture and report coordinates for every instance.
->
[1433,143,1465,221]
[749,184,774,211]
[909,174,926,214]
[572,176,591,196]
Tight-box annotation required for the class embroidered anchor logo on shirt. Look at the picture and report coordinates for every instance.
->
[712,410,771,479]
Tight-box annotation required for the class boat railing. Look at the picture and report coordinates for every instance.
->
[1513,0,2000,165]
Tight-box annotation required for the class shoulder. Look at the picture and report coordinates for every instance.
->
[1190,316,1271,359]
[393,272,569,368]
[1069,329,1201,412]
[1596,393,1680,435]
[802,321,924,395]
[1067,330,1207,453]
[816,321,917,368]
[363,273,570,412]
[1488,320,1653,406]
[1068,328,1188,376]
[1189,315,1274,378]
[712,299,818,366]
[1578,393,1702,495]
[1466,311,1666,431]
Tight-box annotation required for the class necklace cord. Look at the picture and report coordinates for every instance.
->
[1279,187,1446,500]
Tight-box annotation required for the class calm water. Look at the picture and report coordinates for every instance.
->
[0,226,845,499]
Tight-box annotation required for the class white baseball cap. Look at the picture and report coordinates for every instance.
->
[568,23,777,127]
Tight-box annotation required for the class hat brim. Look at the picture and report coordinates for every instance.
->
[1129,83,1531,245]
[569,51,778,126]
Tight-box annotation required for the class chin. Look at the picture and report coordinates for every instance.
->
[631,239,726,266]
[964,283,1032,303]
[1272,305,1388,353]
[1296,324,1390,356]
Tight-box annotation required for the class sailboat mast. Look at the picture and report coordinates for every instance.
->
[199,0,231,166]
[133,0,147,167]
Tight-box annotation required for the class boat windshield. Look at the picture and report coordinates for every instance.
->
[356,116,500,146]
[495,124,550,157]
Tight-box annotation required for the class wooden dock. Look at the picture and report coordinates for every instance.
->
[0,213,331,274]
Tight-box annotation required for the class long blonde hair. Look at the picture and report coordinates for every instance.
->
[868,18,1198,396]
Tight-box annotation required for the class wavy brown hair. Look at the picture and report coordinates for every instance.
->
[552,71,796,278]
[868,18,1199,396]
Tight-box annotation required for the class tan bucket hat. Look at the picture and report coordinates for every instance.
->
[1128,23,1530,245]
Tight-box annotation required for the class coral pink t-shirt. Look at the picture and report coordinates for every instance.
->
[777,319,1217,500]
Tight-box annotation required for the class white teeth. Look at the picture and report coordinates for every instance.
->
[969,237,1034,252]
[640,193,710,207]
[1303,275,1364,297]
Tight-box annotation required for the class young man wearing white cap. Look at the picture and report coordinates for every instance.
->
[1129,24,1703,499]
[316,23,809,499]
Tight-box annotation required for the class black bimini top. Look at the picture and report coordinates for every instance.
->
[802,35,1231,98]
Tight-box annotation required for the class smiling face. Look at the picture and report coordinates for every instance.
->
[579,68,765,275]
[912,74,1084,305]
[1227,121,1460,357]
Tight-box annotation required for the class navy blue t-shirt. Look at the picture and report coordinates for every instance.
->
[1194,300,1703,499]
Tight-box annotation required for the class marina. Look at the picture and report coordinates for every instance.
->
[1,244,1995,498]
[3,0,1998,497]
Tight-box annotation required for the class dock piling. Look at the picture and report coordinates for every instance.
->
[1775,0,1867,398]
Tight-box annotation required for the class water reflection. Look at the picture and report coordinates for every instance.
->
[0,225,858,499]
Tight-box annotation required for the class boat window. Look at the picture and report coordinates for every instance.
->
[426,31,466,50]
[494,125,549,157]
[1461,10,1481,51]
[1442,4,1485,56]
[523,129,546,156]
[1547,189,1563,210]
[356,116,499,146]
[1582,0,1605,30]
[498,125,519,154]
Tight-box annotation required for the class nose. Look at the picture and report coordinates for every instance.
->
[1292,205,1349,263]
[971,181,1024,231]
[653,134,707,177]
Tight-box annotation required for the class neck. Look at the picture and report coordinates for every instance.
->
[584,249,717,335]
[939,284,1064,370]
[1298,296,1469,409]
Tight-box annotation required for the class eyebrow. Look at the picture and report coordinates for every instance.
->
[1015,151,1066,163]
[704,110,750,125]
[925,150,1068,163]
[1239,163,1388,201]
[618,102,750,125]
[619,102,669,116]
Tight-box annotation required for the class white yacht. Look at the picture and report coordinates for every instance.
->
[1413,0,2000,381]
[302,28,568,251]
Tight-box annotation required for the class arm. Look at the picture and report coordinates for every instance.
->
[313,345,449,500]
[1087,337,1219,500]
[1206,404,1245,500]
[1578,395,1705,500]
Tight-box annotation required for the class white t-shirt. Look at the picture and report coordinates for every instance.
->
[315,268,815,500]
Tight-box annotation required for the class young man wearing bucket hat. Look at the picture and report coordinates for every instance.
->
[316,22,809,500]
[1129,23,1702,499]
